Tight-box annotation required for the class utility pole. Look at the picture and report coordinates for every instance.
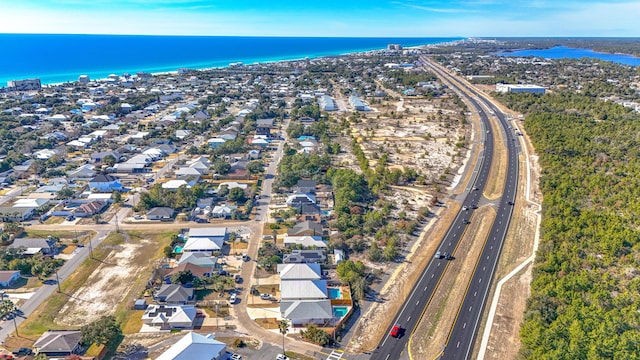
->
[12,311,18,337]
[215,302,219,330]
[55,270,61,293]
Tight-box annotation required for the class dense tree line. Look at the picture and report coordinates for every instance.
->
[503,91,640,359]
[136,183,207,211]
[274,153,330,189]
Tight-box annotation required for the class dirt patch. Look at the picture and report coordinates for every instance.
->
[482,263,532,359]
[409,206,496,358]
[55,240,151,326]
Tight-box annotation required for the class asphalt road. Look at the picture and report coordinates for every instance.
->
[371,58,498,360]
[0,229,111,341]
[439,71,519,360]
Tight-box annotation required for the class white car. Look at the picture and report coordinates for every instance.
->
[229,293,237,304]
[260,293,271,300]
[230,354,242,360]
[276,355,289,360]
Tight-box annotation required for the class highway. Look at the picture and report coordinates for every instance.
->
[371,57,501,360]
[435,63,519,360]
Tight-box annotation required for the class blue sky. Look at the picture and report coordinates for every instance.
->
[0,0,637,37]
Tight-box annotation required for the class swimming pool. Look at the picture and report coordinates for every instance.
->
[333,306,348,318]
[174,246,184,253]
[328,288,341,299]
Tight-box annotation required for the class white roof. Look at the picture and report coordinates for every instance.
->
[87,193,113,201]
[13,198,48,208]
[142,305,197,326]
[162,180,189,189]
[67,140,87,147]
[156,332,226,360]
[183,237,223,251]
[188,227,226,238]
[283,235,326,248]
[217,182,247,191]
[277,263,322,280]
[280,280,328,300]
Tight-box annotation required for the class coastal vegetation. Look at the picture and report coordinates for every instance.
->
[497,91,640,359]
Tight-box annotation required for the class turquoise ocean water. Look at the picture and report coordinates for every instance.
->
[0,34,461,85]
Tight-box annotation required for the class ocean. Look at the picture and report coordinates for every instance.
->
[498,46,640,66]
[0,34,461,86]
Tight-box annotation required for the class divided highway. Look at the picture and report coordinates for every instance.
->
[371,57,508,360]
[428,61,520,360]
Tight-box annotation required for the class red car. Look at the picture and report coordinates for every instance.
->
[390,324,402,337]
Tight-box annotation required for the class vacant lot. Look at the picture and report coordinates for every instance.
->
[56,231,174,328]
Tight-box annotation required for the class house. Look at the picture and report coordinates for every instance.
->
[74,200,107,217]
[256,118,274,136]
[177,252,219,268]
[146,207,175,221]
[33,330,82,357]
[280,299,333,326]
[0,270,21,287]
[141,304,197,330]
[88,174,123,192]
[210,204,237,219]
[162,179,191,190]
[295,180,317,194]
[283,235,327,248]
[0,207,34,221]
[287,221,323,236]
[90,151,121,163]
[167,263,214,280]
[280,279,328,300]
[67,164,96,180]
[216,182,247,192]
[154,284,195,304]
[298,204,322,222]
[208,138,226,148]
[8,237,55,256]
[251,138,269,149]
[156,332,226,360]
[183,227,227,255]
[278,263,322,280]
[283,250,327,264]
[286,193,316,207]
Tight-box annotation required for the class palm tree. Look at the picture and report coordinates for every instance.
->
[0,299,18,336]
[278,319,289,355]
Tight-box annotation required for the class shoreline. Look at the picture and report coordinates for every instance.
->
[2,37,462,87]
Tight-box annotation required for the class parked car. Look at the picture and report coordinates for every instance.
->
[234,274,242,283]
[260,293,271,300]
[66,215,75,221]
[229,293,237,304]
[276,355,289,360]
[12,348,33,356]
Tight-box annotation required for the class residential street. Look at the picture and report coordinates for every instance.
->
[0,117,325,357]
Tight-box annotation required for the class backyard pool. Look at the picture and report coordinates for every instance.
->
[328,288,341,299]
[174,246,184,253]
[333,306,349,318]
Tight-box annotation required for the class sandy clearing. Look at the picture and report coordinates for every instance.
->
[56,241,147,326]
